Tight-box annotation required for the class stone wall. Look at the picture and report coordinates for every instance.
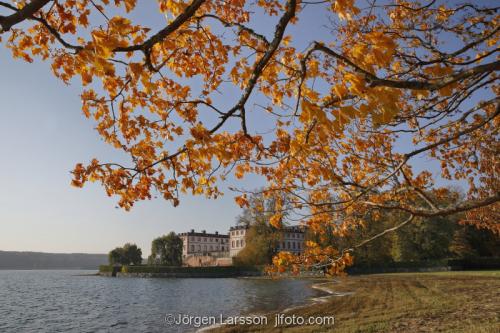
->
[183,254,233,267]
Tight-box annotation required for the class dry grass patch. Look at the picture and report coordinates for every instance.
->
[209,271,500,333]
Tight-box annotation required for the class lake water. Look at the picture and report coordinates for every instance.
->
[0,270,322,332]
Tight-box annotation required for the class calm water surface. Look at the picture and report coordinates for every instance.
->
[0,270,321,332]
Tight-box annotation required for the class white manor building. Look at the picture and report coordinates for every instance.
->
[276,225,306,254]
[229,225,248,257]
[179,229,229,257]
[179,225,307,266]
[229,225,306,257]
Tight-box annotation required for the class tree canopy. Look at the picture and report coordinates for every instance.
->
[148,232,183,266]
[2,0,498,274]
[233,192,282,266]
[108,243,142,265]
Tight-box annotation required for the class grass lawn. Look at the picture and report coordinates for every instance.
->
[208,271,500,333]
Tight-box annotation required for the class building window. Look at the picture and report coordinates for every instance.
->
[190,245,194,252]
[298,243,301,250]
[287,242,290,249]
[241,240,245,247]
[197,245,201,251]
[236,240,240,247]
[198,237,201,241]
[232,241,234,248]
[292,242,296,249]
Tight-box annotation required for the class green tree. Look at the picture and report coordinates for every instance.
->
[325,211,394,265]
[122,243,142,265]
[450,226,500,258]
[108,248,125,265]
[233,192,282,266]
[328,188,499,266]
[234,221,280,266]
[108,243,142,265]
[148,232,183,266]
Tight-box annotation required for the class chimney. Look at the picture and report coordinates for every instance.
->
[202,230,206,234]
[215,231,219,235]
[190,229,194,233]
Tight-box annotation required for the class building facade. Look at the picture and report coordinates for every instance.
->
[275,225,306,255]
[179,229,229,257]
[229,225,249,257]
[228,225,306,257]
[179,225,306,265]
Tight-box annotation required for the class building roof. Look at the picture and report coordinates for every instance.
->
[229,224,306,233]
[179,224,306,238]
[282,225,306,233]
[178,230,229,238]
[229,224,250,231]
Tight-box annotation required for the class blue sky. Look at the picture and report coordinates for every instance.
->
[0,47,251,255]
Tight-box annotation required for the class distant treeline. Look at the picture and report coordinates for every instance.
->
[314,211,500,266]
[0,250,107,270]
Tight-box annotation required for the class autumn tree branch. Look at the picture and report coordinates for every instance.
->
[130,0,297,175]
[209,0,297,134]
[114,0,206,53]
[363,192,500,218]
[311,42,499,91]
[0,0,51,32]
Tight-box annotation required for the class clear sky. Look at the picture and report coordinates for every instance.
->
[0,46,249,255]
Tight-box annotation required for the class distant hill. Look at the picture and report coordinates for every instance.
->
[0,250,107,270]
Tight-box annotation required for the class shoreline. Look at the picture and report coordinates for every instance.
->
[196,277,344,332]
[198,271,500,333]
[98,265,263,278]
